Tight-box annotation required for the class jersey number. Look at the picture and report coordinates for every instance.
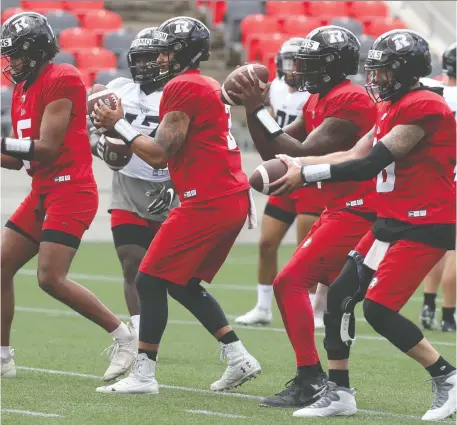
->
[124,113,159,137]
[225,105,237,150]
[276,110,297,128]
[16,118,32,169]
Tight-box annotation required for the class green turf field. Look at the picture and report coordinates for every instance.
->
[2,243,455,425]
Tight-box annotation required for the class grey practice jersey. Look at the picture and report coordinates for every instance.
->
[269,76,310,127]
[421,77,457,115]
[106,77,169,182]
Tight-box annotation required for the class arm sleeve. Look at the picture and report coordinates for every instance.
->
[161,80,198,120]
[43,70,85,107]
[325,91,376,133]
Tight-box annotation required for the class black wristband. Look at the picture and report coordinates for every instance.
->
[1,137,34,160]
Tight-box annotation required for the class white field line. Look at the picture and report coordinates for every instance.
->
[16,269,429,303]
[15,306,456,347]
[16,366,455,423]
[186,409,247,419]
[2,409,63,418]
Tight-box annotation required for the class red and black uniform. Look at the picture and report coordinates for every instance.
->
[273,80,377,367]
[7,64,97,247]
[139,70,251,285]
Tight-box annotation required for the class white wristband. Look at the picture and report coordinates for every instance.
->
[254,108,283,138]
[301,164,331,183]
[114,118,141,145]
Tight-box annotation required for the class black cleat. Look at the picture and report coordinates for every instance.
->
[260,373,327,408]
[441,320,456,333]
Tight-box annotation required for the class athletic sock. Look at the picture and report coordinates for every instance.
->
[329,369,350,388]
[219,330,239,345]
[423,293,437,310]
[131,315,140,332]
[110,322,131,341]
[297,362,324,380]
[442,307,456,324]
[426,356,456,378]
[1,346,11,359]
[257,284,274,310]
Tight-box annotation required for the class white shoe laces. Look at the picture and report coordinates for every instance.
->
[101,340,120,362]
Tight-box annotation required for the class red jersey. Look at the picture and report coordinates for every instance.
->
[374,89,456,224]
[160,70,250,203]
[303,80,377,213]
[11,63,95,193]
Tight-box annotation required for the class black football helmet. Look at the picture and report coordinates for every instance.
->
[127,27,162,86]
[442,42,456,78]
[147,16,210,83]
[364,30,432,103]
[276,37,305,87]
[294,25,360,94]
[1,12,58,85]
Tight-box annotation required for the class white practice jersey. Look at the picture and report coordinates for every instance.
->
[421,77,457,115]
[106,78,169,182]
[269,76,310,128]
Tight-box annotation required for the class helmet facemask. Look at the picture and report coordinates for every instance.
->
[1,42,44,84]
[128,50,160,85]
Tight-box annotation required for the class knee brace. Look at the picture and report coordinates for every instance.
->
[323,310,352,360]
[363,299,424,353]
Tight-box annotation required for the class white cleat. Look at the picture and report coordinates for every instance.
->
[1,349,16,379]
[210,341,261,391]
[422,370,456,421]
[314,314,324,329]
[234,307,272,326]
[96,353,159,394]
[293,381,357,417]
[102,323,137,381]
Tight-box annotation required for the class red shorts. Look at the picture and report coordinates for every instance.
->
[7,187,98,244]
[110,209,162,250]
[356,231,447,311]
[266,186,325,223]
[277,209,374,287]
[139,191,249,285]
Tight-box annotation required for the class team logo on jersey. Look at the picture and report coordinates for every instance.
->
[21,94,26,102]
[368,277,378,289]
[408,209,427,218]
[184,189,197,199]
[20,109,26,116]
[302,238,312,248]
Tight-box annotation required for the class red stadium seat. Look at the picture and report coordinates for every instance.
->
[307,1,350,18]
[2,7,24,23]
[80,9,122,33]
[264,53,277,81]
[266,1,307,16]
[21,1,64,11]
[63,1,104,10]
[209,1,227,25]
[59,27,99,51]
[282,16,322,37]
[349,1,389,19]
[241,14,281,45]
[254,33,289,62]
[363,17,407,38]
[75,48,117,72]
[78,69,94,88]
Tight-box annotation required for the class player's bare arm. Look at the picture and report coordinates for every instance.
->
[94,98,189,169]
[270,126,376,195]
[229,74,358,160]
[1,98,73,163]
[380,124,425,159]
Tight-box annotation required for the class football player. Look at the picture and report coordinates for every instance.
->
[419,42,456,332]
[90,27,178,336]
[0,12,136,380]
[275,30,456,421]
[92,17,261,394]
[235,37,327,327]
[230,26,377,408]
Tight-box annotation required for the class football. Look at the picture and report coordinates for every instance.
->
[221,64,270,106]
[87,84,118,138]
[103,136,132,171]
[249,158,288,195]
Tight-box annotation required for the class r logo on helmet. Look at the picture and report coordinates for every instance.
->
[323,29,348,47]
[388,33,414,53]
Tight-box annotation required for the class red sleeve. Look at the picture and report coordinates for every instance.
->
[161,79,198,120]
[396,98,449,128]
[43,67,85,106]
[324,91,376,134]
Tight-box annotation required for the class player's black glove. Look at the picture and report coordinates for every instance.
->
[146,181,176,215]
[89,127,105,159]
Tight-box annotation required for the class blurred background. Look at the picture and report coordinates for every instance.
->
[1,0,456,243]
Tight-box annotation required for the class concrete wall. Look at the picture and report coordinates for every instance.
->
[1,152,299,244]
